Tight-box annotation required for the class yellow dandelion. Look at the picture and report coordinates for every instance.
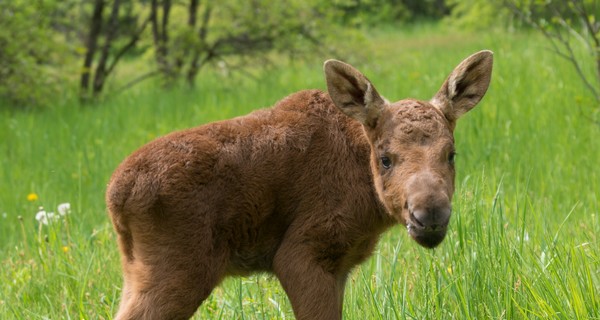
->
[447,266,453,275]
[27,193,38,202]
[62,246,69,253]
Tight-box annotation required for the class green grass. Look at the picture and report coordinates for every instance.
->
[1,24,599,319]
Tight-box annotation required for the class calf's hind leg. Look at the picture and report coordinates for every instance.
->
[115,264,219,319]
[113,221,228,319]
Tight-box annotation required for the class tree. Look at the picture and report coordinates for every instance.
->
[0,0,380,107]
[144,0,332,87]
[79,0,149,101]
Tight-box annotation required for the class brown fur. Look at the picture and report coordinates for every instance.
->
[107,51,493,319]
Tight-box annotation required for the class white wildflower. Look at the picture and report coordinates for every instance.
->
[57,203,71,216]
[35,208,49,225]
[35,207,59,225]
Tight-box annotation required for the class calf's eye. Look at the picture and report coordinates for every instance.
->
[448,151,456,165]
[381,156,392,169]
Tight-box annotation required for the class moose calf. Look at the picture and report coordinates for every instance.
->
[107,51,493,319]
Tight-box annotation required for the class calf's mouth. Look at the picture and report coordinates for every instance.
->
[406,221,448,248]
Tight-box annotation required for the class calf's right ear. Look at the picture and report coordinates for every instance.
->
[430,50,493,127]
[324,60,387,129]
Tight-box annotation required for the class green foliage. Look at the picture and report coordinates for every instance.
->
[328,0,449,26]
[445,0,509,29]
[0,0,74,108]
[506,0,599,25]
[327,0,410,26]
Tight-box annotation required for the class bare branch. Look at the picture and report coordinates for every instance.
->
[559,38,600,101]
[106,16,151,77]
[572,0,600,48]
[571,0,600,94]
[503,0,600,102]
[114,71,161,95]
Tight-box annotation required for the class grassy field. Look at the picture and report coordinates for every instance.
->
[1,24,599,319]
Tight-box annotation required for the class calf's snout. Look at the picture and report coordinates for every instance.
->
[405,172,453,248]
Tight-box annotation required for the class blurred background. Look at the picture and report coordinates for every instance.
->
[1,0,598,113]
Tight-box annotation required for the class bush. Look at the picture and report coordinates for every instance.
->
[0,0,74,109]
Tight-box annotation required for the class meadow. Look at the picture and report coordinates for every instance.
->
[1,25,598,319]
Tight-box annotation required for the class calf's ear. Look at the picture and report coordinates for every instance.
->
[431,50,493,126]
[324,60,387,129]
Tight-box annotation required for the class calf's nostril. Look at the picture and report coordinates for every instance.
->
[410,206,451,230]
[410,210,425,228]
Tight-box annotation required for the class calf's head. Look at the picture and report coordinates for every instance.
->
[324,51,493,248]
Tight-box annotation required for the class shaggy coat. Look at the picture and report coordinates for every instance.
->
[107,51,493,319]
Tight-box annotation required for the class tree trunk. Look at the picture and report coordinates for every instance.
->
[151,0,173,82]
[187,4,212,86]
[92,0,122,96]
[80,0,104,102]
[175,0,199,71]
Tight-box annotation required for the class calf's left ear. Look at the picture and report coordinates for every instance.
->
[431,50,493,126]
[324,59,387,129]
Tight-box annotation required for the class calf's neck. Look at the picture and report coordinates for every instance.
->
[107,51,493,319]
